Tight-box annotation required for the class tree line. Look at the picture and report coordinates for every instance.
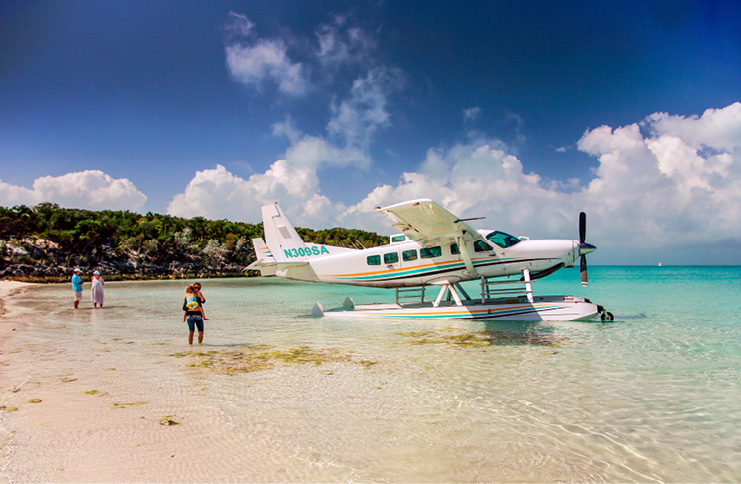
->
[0,203,388,281]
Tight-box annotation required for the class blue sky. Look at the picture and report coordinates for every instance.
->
[1,0,740,264]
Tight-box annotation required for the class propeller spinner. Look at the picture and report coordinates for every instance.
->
[578,212,596,286]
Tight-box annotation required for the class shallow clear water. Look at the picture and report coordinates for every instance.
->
[2,266,740,482]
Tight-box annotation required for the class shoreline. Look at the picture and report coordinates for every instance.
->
[1,272,255,284]
[0,281,35,349]
[0,281,35,484]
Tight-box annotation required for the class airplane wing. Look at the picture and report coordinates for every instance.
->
[377,199,482,246]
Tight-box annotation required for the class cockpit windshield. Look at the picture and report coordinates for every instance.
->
[486,231,522,249]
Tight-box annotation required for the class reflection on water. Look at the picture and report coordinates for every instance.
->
[2,270,740,483]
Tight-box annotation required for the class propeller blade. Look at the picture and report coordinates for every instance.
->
[580,255,588,286]
[579,212,587,244]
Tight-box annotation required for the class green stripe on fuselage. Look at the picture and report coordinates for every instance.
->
[334,257,512,282]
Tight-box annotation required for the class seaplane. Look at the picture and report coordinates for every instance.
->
[248,199,612,321]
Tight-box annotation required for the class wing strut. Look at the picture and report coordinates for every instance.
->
[456,234,478,278]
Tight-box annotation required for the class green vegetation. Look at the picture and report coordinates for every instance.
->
[397,328,493,347]
[0,203,388,281]
[111,402,148,409]
[159,416,180,426]
[396,328,570,347]
[171,345,378,375]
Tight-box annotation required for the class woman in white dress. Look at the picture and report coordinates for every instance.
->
[91,270,105,308]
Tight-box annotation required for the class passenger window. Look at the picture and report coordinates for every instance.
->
[420,246,442,258]
[402,249,418,261]
[450,243,460,255]
[384,252,399,264]
[367,255,381,266]
[474,240,492,252]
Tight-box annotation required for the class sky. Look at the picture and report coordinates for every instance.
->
[1,0,740,265]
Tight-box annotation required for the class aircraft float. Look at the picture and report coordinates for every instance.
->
[249,199,612,321]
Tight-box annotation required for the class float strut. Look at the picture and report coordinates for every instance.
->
[433,283,463,308]
[523,268,534,303]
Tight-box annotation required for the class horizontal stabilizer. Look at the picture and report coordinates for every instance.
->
[248,237,277,275]
[252,237,275,263]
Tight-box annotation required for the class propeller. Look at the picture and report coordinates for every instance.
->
[578,212,596,286]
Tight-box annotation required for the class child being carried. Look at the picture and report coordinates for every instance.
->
[184,285,207,320]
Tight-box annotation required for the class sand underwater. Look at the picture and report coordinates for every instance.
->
[1,267,739,482]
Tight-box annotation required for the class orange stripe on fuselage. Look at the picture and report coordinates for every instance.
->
[319,254,501,279]
[320,259,468,278]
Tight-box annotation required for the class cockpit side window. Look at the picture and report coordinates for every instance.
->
[486,231,521,249]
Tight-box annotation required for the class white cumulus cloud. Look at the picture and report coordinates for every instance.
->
[340,102,741,254]
[579,102,741,247]
[340,141,571,235]
[224,14,308,96]
[226,41,308,96]
[0,170,147,211]
[167,102,741,263]
[166,163,344,228]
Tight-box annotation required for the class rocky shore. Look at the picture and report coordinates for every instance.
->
[0,238,255,282]
[0,261,254,282]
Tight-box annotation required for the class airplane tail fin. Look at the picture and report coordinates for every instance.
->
[261,202,306,262]
[253,202,357,274]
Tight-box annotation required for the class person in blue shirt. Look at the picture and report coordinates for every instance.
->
[71,268,83,308]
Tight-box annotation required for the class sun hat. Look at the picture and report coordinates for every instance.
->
[93,270,100,275]
[73,268,81,273]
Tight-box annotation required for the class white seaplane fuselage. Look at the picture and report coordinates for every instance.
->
[271,233,581,288]
[250,199,595,289]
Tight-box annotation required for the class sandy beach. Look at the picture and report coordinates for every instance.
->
[0,281,33,358]
[0,281,302,483]
[0,281,33,484]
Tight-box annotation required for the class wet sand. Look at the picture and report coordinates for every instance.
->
[0,281,33,358]
[0,282,416,483]
[0,282,33,484]
[0,283,293,483]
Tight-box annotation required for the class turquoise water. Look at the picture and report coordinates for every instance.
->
[2,266,740,482]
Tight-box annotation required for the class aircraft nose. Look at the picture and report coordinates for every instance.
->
[579,242,596,256]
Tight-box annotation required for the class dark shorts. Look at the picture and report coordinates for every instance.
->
[186,315,204,333]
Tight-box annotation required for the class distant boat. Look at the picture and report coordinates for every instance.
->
[658,262,663,267]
